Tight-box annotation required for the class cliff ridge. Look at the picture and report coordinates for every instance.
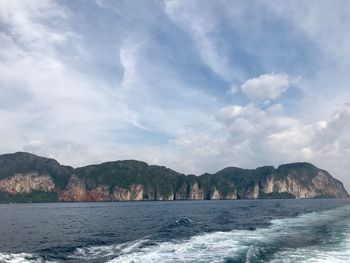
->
[0,152,347,202]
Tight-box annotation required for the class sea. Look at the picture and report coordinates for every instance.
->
[0,199,350,263]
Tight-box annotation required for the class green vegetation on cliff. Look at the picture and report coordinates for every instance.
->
[0,190,58,203]
[0,152,348,203]
[0,152,72,189]
[258,191,296,199]
[74,160,186,198]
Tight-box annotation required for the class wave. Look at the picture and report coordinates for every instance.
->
[71,204,350,263]
[175,217,197,225]
[2,205,350,262]
[70,238,151,261]
[0,252,54,263]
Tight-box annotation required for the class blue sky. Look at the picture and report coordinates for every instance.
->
[1,0,350,187]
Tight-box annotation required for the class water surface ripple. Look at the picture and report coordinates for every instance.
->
[0,199,349,262]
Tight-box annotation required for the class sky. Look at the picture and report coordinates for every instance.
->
[1,0,350,187]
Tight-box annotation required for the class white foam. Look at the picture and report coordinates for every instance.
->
[103,204,350,263]
[70,238,150,260]
[5,205,350,262]
[0,252,45,263]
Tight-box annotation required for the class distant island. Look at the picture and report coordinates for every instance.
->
[0,152,348,203]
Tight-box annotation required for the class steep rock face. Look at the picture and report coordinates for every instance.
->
[113,184,144,201]
[246,183,260,199]
[275,163,348,198]
[258,163,348,198]
[311,170,347,197]
[0,153,347,202]
[189,182,204,200]
[59,175,86,201]
[0,173,55,193]
[210,188,237,200]
[59,175,110,202]
[210,188,221,200]
[224,191,238,200]
[260,176,315,198]
[0,152,72,189]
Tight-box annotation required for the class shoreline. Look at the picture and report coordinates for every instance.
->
[1,196,349,205]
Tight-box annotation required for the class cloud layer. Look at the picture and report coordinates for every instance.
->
[240,73,291,102]
[1,0,350,188]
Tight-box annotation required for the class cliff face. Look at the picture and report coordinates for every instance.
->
[271,163,348,198]
[59,175,111,202]
[0,152,72,189]
[0,173,55,193]
[0,152,347,203]
[112,184,144,201]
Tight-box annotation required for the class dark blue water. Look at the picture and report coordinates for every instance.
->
[0,199,350,262]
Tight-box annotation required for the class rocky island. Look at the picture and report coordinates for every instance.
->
[0,152,348,203]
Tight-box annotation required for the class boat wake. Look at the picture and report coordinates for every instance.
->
[0,252,48,263]
[73,204,350,263]
[1,204,350,262]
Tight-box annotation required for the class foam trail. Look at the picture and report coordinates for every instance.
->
[70,238,151,261]
[102,204,350,263]
[0,252,47,263]
[9,204,347,262]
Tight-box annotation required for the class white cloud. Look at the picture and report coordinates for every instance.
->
[1,0,350,191]
[0,0,141,154]
[23,139,97,167]
[264,1,350,118]
[169,102,350,188]
[0,0,221,173]
[115,32,220,137]
[217,103,312,157]
[217,105,243,119]
[266,1,350,68]
[240,73,291,102]
[0,0,71,51]
[164,0,244,82]
[96,103,349,189]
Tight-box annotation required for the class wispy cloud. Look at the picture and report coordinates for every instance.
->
[0,0,350,188]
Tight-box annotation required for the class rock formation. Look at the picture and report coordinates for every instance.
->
[0,152,347,203]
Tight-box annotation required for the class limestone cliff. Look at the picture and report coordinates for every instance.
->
[112,184,144,201]
[59,175,110,202]
[189,182,205,200]
[263,163,348,198]
[0,152,347,202]
[0,173,55,193]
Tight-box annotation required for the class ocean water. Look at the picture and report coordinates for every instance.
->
[0,199,350,263]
